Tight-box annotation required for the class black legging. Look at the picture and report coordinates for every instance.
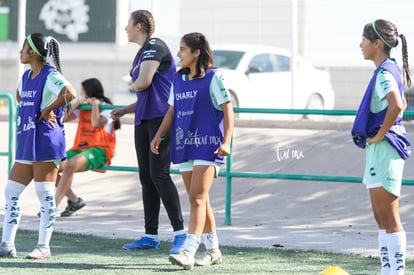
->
[134,118,184,235]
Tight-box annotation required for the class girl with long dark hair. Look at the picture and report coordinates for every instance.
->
[0,33,76,259]
[54,77,121,217]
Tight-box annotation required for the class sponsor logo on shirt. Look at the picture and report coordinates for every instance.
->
[175,90,198,101]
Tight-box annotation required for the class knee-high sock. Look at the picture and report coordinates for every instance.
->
[378,229,391,275]
[35,181,56,246]
[386,231,406,275]
[183,234,200,256]
[2,180,26,245]
[202,231,219,250]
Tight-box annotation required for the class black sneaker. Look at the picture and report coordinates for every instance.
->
[60,197,86,217]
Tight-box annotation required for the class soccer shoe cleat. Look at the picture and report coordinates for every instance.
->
[60,197,86,217]
[169,233,186,254]
[122,236,160,250]
[169,249,195,270]
[194,249,223,266]
[25,245,51,259]
[0,242,17,258]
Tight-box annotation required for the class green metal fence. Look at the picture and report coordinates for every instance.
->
[1,95,414,225]
[0,93,15,173]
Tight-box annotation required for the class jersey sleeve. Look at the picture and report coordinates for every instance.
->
[45,71,69,96]
[141,38,173,72]
[40,71,70,110]
[209,70,231,109]
[100,109,112,123]
[371,69,400,113]
[17,79,22,95]
[141,38,169,62]
[168,83,174,106]
[377,69,399,100]
[101,108,114,134]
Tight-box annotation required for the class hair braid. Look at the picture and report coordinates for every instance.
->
[131,10,155,36]
[399,34,412,88]
[363,20,412,88]
[49,39,62,73]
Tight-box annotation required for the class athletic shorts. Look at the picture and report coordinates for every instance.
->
[363,140,405,197]
[16,159,61,168]
[66,147,107,171]
[179,160,222,178]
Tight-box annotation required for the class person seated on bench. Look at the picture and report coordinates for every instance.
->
[54,78,121,217]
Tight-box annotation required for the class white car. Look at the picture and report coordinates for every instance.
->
[212,44,335,119]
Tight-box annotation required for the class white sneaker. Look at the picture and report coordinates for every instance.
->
[169,249,195,270]
[0,242,16,258]
[195,249,223,266]
[25,244,51,259]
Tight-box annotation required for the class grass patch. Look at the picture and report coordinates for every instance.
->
[0,230,411,274]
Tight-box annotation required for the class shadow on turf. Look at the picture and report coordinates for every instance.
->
[0,261,182,272]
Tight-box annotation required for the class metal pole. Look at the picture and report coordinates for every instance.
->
[17,0,26,80]
[291,0,298,110]
[7,94,15,174]
[224,139,234,225]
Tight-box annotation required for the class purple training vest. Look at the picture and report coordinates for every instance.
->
[16,65,66,161]
[351,59,411,159]
[171,69,225,164]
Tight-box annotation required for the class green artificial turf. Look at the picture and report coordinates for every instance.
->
[0,230,411,275]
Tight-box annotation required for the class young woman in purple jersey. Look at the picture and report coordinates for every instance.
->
[0,33,76,259]
[353,19,411,274]
[151,32,234,270]
[110,10,185,254]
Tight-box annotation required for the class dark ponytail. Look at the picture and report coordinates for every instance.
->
[399,34,412,88]
[48,38,62,73]
[26,33,63,73]
[363,20,411,87]
[81,78,121,130]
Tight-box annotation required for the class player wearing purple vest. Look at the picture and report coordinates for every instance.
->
[110,10,185,254]
[0,33,76,259]
[354,20,411,275]
[151,32,234,270]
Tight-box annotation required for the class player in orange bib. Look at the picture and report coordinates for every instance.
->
[54,78,121,217]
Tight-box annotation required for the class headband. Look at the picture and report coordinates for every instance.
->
[371,22,393,49]
[26,34,45,60]
[26,35,59,62]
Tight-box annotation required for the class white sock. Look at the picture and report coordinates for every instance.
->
[202,231,219,250]
[183,234,200,256]
[2,180,26,245]
[378,229,391,275]
[173,230,185,237]
[386,231,406,275]
[35,181,56,246]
